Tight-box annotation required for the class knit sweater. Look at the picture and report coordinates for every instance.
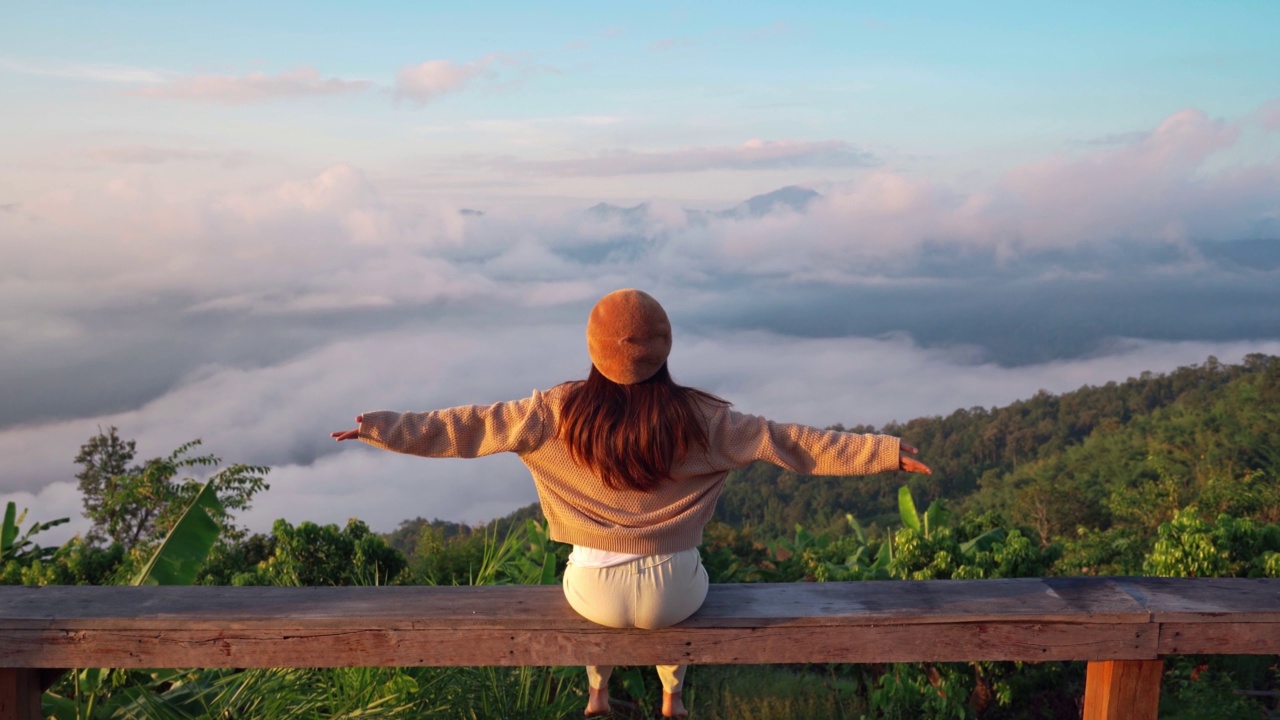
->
[359,383,902,554]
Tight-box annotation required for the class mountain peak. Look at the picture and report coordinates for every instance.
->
[585,202,651,224]
[736,185,821,217]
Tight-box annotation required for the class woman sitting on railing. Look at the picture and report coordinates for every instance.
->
[331,288,931,718]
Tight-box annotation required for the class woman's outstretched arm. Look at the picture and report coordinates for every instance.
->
[329,391,553,458]
[708,407,931,477]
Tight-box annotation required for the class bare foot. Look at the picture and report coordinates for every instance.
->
[585,685,611,717]
[662,690,688,718]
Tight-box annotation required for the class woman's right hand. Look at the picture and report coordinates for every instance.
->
[899,443,932,474]
[330,415,363,442]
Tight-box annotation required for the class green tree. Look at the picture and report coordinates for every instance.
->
[1144,507,1280,578]
[248,519,407,587]
[74,429,270,550]
[73,426,140,546]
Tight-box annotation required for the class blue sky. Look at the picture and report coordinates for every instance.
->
[4,1,1278,200]
[3,2,1279,537]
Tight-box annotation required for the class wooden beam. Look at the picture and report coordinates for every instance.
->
[1083,659,1163,720]
[0,622,1157,668]
[1160,622,1280,655]
[0,668,42,720]
[0,579,1156,631]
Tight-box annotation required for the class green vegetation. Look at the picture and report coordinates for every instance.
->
[4,354,1279,717]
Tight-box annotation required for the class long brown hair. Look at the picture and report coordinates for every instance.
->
[558,363,728,492]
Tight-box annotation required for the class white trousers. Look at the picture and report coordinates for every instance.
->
[561,548,709,693]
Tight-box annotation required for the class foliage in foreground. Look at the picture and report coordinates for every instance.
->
[11,484,1278,718]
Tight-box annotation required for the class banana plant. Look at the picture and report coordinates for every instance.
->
[898,485,950,539]
[896,485,1005,556]
[1,501,68,564]
[131,477,224,586]
[846,513,893,575]
[44,480,228,719]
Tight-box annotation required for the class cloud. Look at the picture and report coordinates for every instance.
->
[7,326,1279,545]
[509,139,877,176]
[3,104,1279,444]
[972,108,1248,249]
[1259,97,1280,133]
[0,57,168,84]
[394,58,494,104]
[4,102,1277,330]
[83,145,249,166]
[3,97,1280,539]
[6,105,1277,307]
[394,54,555,105]
[132,67,372,104]
[651,106,1272,274]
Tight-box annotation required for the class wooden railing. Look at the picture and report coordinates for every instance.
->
[2,577,1278,720]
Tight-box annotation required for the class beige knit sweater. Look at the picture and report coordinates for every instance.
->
[359,383,901,554]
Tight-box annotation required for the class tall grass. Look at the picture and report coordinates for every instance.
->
[43,520,587,720]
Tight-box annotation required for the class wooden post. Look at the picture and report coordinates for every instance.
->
[0,668,42,720]
[1083,659,1163,720]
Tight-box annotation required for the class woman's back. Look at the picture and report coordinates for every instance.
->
[334,287,928,719]
[357,378,903,554]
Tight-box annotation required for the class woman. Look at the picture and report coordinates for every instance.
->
[332,288,931,718]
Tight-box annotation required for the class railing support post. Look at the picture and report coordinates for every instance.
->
[1083,659,1163,720]
[0,668,42,720]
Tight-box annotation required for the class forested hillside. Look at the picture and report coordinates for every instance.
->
[393,353,1280,582]
[716,353,1280,545]
[6,354,1279,719]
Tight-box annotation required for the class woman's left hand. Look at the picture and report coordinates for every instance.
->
[330,415,363,442]
[899,443,932,474]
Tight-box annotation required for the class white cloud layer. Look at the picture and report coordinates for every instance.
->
[511,139,876,176]
[7,327,1279,546]
[130,67,373,104]
[2,104,1279,544]
[1,106,1276,328]
[0,57,169,84]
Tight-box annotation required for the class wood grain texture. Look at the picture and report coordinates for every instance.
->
[1,578,1276,671]
[1159,623,1280,655]
[0,578,1151,631]
[0,668,42,720]
[0,623,1157,668]
[1115,577,1280,623]
[1083,660,1163,720]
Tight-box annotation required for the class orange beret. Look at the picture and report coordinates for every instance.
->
[586,289,672,384]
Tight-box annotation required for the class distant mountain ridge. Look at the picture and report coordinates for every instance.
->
[710,185,821,220]
[583,185,822,225]
[584,201,651,224]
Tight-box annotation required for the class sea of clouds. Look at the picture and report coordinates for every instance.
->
[3,105,1278,542]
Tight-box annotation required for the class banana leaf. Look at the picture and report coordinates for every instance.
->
[898,485,921,531]
[1,502,16,558]
[2,501,68,562]
[960,527,1007,556]
[132,478,223,586]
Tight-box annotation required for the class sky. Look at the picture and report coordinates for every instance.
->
[2,1,1279,543]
